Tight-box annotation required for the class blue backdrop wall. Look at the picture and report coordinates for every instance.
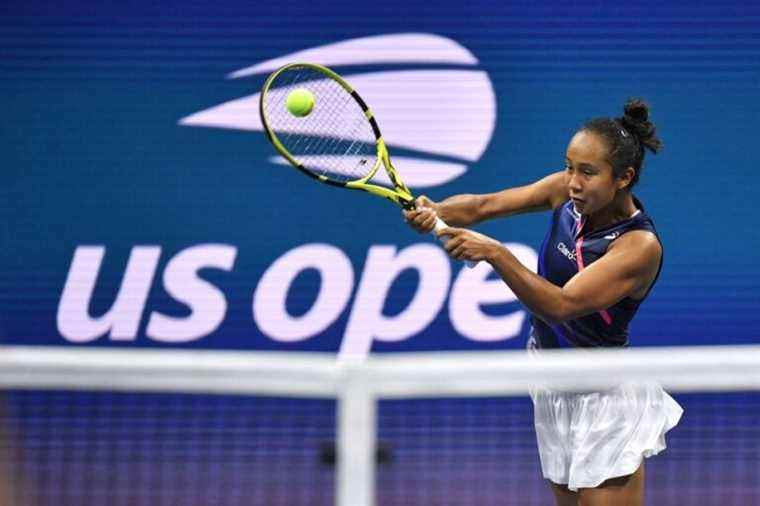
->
[3,0,759,354]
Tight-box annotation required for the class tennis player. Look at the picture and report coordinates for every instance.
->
[404,99,682,506]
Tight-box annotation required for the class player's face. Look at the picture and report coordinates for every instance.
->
[564,131,619,215]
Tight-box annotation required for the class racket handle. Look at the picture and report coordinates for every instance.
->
[432,217,477,268]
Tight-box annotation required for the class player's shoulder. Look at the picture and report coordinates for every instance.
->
[609,229,662,261]
[542,171,569,210]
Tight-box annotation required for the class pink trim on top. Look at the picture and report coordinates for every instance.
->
[574,217,613,326]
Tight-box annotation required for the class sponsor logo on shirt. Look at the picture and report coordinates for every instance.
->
[557,242,577,263]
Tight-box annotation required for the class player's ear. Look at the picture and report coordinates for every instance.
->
[617,167,635,190]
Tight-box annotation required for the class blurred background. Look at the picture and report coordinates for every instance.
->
[2,0,759,504]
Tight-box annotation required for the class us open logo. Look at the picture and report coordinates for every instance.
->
[178,33,497,188]
[57,35,533,359]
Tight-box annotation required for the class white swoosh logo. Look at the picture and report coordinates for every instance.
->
[226,32,478,79]
[178,33,496,188]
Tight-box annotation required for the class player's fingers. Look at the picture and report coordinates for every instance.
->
[412,207,431,219]
[416,195,436,209]
[421,214,437,232]
[436,226,460,238]
[404,210,428,231]
[403,207,421,220]
[405,209,433,234]
[443,234,465,253]
[450,243,468,260]
[412,210,432,227]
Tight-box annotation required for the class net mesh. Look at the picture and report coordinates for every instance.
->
[4,391,336,506]
[376,394,760,506]
[262,65,378,183]
[0,346,758,505]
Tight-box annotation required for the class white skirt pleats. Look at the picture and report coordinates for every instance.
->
[531,381,683,491]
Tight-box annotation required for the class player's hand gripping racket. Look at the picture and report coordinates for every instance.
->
[259,62,476,267]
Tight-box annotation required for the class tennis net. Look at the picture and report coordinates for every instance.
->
[0,345,757,505]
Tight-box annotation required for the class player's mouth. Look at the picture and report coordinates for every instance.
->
[571,197,586,212]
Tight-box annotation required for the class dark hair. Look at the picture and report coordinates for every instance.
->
[581,98,663,189]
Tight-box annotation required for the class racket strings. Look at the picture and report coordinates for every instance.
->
[263,66,377,183]
[294,80,362,174]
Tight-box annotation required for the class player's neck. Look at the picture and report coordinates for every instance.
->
[584,191,637,234]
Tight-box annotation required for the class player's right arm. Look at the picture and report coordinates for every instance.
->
[404,171,568,232]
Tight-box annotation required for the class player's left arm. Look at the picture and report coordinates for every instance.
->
[437,228,662,325]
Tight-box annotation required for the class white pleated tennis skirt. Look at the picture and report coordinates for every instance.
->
[530,381,683,491]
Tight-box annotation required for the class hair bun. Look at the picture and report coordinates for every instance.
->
[618,98,663,154]
[623,98,650,124]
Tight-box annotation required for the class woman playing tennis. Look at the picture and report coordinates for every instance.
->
[404,99,682,506]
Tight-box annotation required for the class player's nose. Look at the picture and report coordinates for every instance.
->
[566,173,583,194]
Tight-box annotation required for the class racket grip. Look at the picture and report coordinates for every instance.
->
[432,217,477,268]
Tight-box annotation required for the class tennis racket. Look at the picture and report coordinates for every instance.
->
[259,62,475,266]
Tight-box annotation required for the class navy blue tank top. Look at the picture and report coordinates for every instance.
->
[530,197,662,349]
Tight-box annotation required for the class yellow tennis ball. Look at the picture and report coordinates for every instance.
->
[286,88,315,117]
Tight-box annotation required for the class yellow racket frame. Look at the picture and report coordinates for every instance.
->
[260,62,416,209]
